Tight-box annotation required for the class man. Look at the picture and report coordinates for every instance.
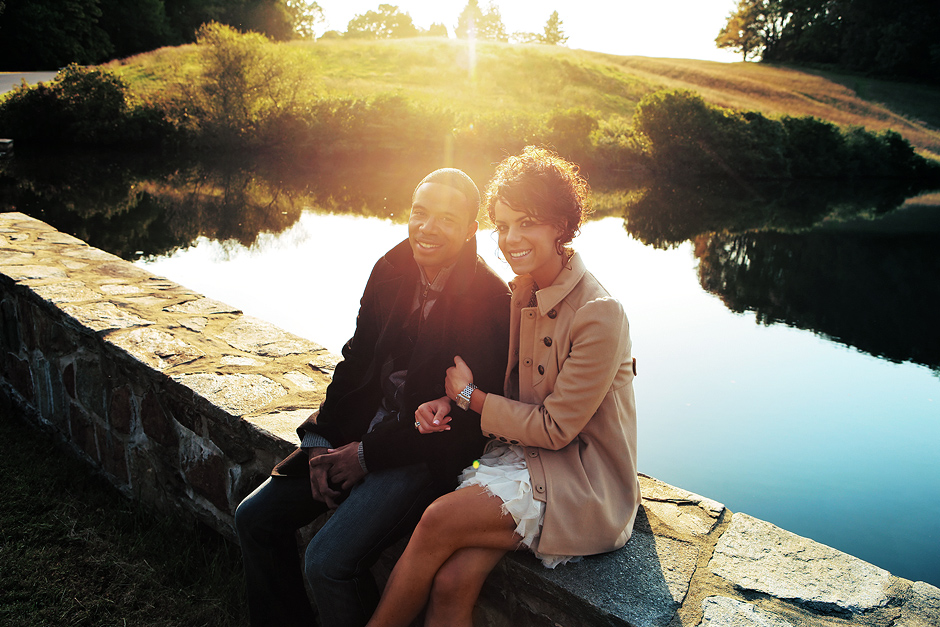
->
[234,168,511,627]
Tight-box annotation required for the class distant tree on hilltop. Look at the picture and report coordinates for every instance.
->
[456,0,508,42]
[346,4,418,39]
[541,10,568,45]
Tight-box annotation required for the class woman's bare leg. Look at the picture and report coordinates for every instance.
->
[425,547,507,627]
[366,487,519,627]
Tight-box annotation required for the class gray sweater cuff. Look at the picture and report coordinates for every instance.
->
[301,431,332,450]
[358,441,368,474]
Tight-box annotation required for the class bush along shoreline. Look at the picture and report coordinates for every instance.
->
[1,24,938,184]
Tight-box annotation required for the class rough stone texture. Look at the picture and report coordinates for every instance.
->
[639,474,724,537]
[698,597,796,627]
[506,530,700,627]
[1,212,934,627]
[174,372,287,416]
[897,581,940,627]
[709,513,892,614]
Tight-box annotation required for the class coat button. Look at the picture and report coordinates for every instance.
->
[547,309,557,319]
[535,484,545,493]
[538,365,544,375]
[543,336,552,346]
[528,450,539,457]
[523,358,532,366]
[525,310,535,318]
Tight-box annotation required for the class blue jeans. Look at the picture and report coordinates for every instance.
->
[234,462,446,627]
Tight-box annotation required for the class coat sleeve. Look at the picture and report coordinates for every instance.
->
[481,297,630,450]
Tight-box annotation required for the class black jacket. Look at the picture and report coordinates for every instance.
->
[274,236,511,480]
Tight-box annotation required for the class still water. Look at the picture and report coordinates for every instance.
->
[139,210,940,588]
[3,151,938,586]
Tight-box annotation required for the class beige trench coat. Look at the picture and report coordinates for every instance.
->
[480,253,641,557]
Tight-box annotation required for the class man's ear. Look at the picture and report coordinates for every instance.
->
[465,219,479,241]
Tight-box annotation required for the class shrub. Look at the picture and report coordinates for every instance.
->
[179,22,308,147]
[0,64,171,147]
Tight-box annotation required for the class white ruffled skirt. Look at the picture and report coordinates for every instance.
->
[457,442,578,568]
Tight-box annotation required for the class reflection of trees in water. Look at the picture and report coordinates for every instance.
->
[622,177,931,249]
[619,175,940,369]
[0,151,449,260]
[696,229,940,370]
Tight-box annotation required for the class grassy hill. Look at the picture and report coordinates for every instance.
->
[106,36,940,160]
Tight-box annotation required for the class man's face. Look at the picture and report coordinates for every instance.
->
[408,182,478,281]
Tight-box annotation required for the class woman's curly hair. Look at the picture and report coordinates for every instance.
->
[483,146,592,253]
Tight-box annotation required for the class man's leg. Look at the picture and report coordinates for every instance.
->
[304,463,447,627]
[235,475,328,627]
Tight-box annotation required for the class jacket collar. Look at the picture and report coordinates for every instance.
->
[382,235,479,297]
[510,252,587,314]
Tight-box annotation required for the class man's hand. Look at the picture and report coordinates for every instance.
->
[445,355,474,401]
[415,396,453,433]
[307,447,342,509]
[309,442,366,492]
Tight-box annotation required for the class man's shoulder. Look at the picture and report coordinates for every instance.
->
[469,256,510,295]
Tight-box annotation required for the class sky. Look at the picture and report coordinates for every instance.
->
[313,0,741,63]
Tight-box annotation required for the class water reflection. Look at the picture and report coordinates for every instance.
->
[3,151,938,373]
[696,229,940,370]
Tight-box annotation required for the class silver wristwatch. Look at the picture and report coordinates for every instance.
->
[456,383,477,411]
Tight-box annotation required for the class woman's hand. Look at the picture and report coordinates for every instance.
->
[445,355,474,401]
[415,396,452,433]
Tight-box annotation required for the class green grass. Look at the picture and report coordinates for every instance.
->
[104,37,940,158]
[0,413,249,627]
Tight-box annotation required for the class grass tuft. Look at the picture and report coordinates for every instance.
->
[0,413,248,627]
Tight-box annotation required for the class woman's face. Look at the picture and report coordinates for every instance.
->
[493,200,564,285]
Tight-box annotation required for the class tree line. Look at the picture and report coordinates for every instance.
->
[0,0,568,71]
[716,0,939,83]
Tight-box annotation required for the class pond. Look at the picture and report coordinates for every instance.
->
[3,150,938,587]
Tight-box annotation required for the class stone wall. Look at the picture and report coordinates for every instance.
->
[1,212,937,627]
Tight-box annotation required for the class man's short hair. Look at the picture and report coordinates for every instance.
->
[412,168,481,223]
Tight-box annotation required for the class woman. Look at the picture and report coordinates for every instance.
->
[366,146,640,627]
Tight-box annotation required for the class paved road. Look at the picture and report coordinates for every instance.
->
[0,71,58,94]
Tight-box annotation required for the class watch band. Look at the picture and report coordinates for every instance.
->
[456,383,477,411]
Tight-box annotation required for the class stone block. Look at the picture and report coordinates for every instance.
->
[698,596,797,627]
[897,581,940,627]
[108,327,204,371]
[97,423,129,485]
[173,372,287,417]
[75,357,108,418]
[0,297,19,352]
[109,384,133,434]
[33,356,68,426]
[2,352,33,401]
[140,389,178,448]
[219,315,323,358]
[68,402,99,463]
[488,530,699,627]
[181,444,231,513]
[709,513,892,615]
[63,361,76,399]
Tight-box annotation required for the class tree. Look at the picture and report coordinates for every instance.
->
[715,0,763,60]
[285,0,324,39]
[715,0,789,61]
[0,0,112,69]
[455,0,506,41]
[346,4,418,39]
[541,10,568,45]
